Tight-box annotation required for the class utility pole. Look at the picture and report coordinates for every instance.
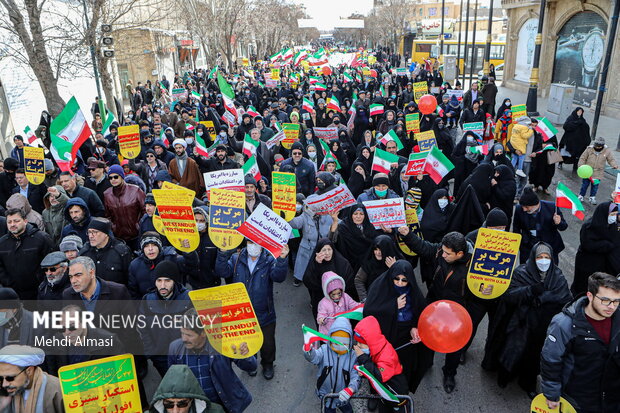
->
[525,0,546,116]
[483,0,494,76]
[462,0,471,87]
[469,1,479,85]
[81,0,106,119]
[456,0,464,83]
[591,0,619,140]
[440,0,446,57]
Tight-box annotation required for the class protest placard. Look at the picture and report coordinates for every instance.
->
[23,146,45,185]
[416,130,437,152]
[189,283,263,359]
[511,104,527,120]
[153,189,199,252]
[162,181,196,197]
[59,354,141,412]
[208,188,245,250]
[445,89,464,101]
[272,171,297,221]
[237,203,292,258]
[404,152,428,176]
[530,394,576,413]
[304,184,356,215]
[614,173,620,203]
[467,228,522,299]
[363,197,407,229]
[395,68,408,76]
[398,208,423,256]
[171,88,186,99]
[271,68,280,80]
[413,81,428,102]
[462,122,484,135]
[281,123,300,149]
[265,129,286,149]
[199,120,216,137]
[406,113,420,134]
[204,168,244,200]
[313,126,339,141]
[117,125,141,159]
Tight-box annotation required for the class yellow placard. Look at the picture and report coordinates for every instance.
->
[530,394,576,413]
[466,228,521,299]
[511,104,527,122]
[208,188,245,250]
[117,125,141,159]
[281,123,300,149]
[398,208,423,256]
[406,113,420,134]
[271,68,280,80]
[415,130,437,152]
[272,171,297,221]
[153,210,166,235]
[199,120,216,139]
[368,55,377,65]
[362,67,370,76]
[59,354,141,413]
[153,189,199,252]
[189,283,263,359]
[413,81,428,102]
[23,146,45,185]
[161,181,196,198]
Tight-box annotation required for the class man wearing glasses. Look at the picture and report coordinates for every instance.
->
[541,272,620,412]
[37,251,69,304]
[0,345,63,412]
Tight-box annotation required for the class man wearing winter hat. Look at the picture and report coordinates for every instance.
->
[139,193,158,238]
[280,142,316,196]
[0,345,64,412]
[80,217,132,285]
[139,260,191,377]
[43,158,59,188]
[244,175,271,215]
[37,251,70,304]
[168,138,204,195]
[513,186,567,263]
[205,144,239,172]
[0,287,45,347]
[357,172,399,202]
[59,234,83,261]
[84,158,111,203]
[254,115,274,142]
[103,164,145,246]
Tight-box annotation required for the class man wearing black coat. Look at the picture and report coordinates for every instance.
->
[191,208,220,289]
[0,158,19,208]
[58,171,105,217]
[280,142,316,197]
[0,209,53,302]
[37,251,70,305]
[203,145,239,172]
[459,100,486,128]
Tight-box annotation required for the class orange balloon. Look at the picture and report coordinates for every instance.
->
[418,94,436,115]
[418,300,473,353]
[322,66,332,76]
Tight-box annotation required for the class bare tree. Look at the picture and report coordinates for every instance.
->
[365,0,414,51]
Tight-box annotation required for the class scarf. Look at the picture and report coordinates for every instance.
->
[13,367,47,413]
[175,151,188,176]
[498,110,512,144]
[147,163,159,187]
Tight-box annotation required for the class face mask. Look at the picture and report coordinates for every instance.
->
[185,138,193,144]
[247,243,262,257]
[197,131,203,136]
[438,198,449,209]
[316,181,325,190]
[536,258,551,272]
[391,95,396,99]
[308,151,317,158]
[197,222,206,231]
[333,119,340,124]
[360,348,370,355]
[219,132,227,138]
[296,204,302,213]
[0,311,13,327]
[375,188,388,198]
[608,215,618,225]
[506,102,511,107]
[97,147,105,154]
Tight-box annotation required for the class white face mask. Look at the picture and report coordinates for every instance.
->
[0,311,13,327]
[197,131,203,136]
[308,151,317,158]
[536,258,551,272]
[608,215,617,225]
[184,138,193,144]
[197,222,206,231]
[219,132,227,137]
[438,198,449,209]
[296,204,302,213]
[247,243,262,257]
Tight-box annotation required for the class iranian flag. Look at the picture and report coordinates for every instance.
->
[243,133,259,157]
[101,109,117,136]
[217,72,237,118]
[246,105,260,117]
[424,145,454,184]
[372,148,399,174]
[191,90,201,100]
[380,84,386,97]
[159,128,169,147]
[309,75,321,85]
[319,139,341,169]
[23,126,37,144]
[556,181,585,220]
[293,50,308,66]
[302,325,346,351]
[269,50,281,62]
[314,82,327,91]
[208,66,218,79]
[243,155,261,181]
[302,97,315,114]
[535,117,558,142]
[327,96,340,112]
[333,303,364,321]
[194,132,210,157]
[50,96,91,172]
[347,104,356,131]
[470,145,489,155]
[221,111,236,127]
[282,47,294,61]
[343,72,354,83]
[380,129,404,151]
[370,103,384,116]
[354,365,400,403]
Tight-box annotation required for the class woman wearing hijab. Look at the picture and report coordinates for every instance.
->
[495,109,513,150]
[456,163,494,210]
[352,107,370,145]
[330,202,378,272]
[348,159,371,198]
[452,131,482,194]
[433,118,455,164]
[490,164,517,223]
[529,133,558,194]
[419,113,436,133]
[559,107,591,171]
[495,98,512,122]
[484,243,571,398]
[328,139,349,175]
[354,235,403,301]
[482,143,514,171]
[377,110,397,136]
[301,129,325,166]
[364,260,433,393]
[419,188,455,286]
[391,163,417,197]
[572,202,620,296]
[353,145,373,175]
[303,238,358,319]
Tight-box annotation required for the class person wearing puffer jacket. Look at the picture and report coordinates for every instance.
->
[303,317,361,413]
[42,185,69,245]
[509,116,534,178]
[577,137,619,204]
[317,271,360,336]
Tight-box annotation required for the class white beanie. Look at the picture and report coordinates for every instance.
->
[173,138,187,149]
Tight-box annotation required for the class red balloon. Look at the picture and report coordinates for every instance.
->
[418,300,473,353]
[321,66,332,76]
[418,94,436,115]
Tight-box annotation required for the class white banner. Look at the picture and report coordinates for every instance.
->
[305,184,356,215]
[204,168,244,199]
[237,203,292,258]
[363,197,407,229]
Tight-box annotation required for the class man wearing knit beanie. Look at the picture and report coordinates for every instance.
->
[80,218,132,284]
[513,186,567,263]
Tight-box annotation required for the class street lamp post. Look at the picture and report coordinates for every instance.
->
[525,0,547,116]
[483,0,494,76]
[469,1,479,84]
[462,0,471,87]
[81,0,106,118]
[440,0,446,57]
[456,0,464,82]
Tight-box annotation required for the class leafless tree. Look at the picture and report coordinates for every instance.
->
[365,0,414,52]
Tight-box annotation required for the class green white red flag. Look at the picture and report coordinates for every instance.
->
[370,103,384,116]
[314,82,327,91]
[302,324,346,351]
[101,108,117,137]
[319,139,341,170]
[269,51,281,62]
[327,96,340,112]
[343,72,354,83]
[424,145,455,184]
[50,96,91,172]
[469,145,489,155]
[380,129,404,151]
[347,104,356,131]
[372,148,399,174]
[217,72,237,118]
[243,155,261,181]
[194,132,210,157]
[535,117,558,142]
[23,126,37,144]
[332,303,364,321]
[302,97,315,114]
[293,50,308,66]
[208,66,218,79]
[354,365,400,402]
[556,181,585,220]
[246,105,259,117]
[243,133,259,157]
[380,84,386,97]
[159,128,169,147]
[309,75,321,85]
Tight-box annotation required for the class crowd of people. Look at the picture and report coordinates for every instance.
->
[0,45,618,413]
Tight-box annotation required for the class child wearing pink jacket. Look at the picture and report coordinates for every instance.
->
[317,271,360,336]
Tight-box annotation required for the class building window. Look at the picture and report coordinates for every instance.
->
[490,45,504,59]
[429,7,436,16]
[416,43,432,53]
[419,8,423,16]
[444,7,449,15]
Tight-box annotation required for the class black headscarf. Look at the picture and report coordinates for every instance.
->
[457,162,494,205]
[447,184,485,235]
[495,98,512,122]
[335,202,378,270]
[420,188,455,242]
[359,235,402,288]
[354,145,373,173]
[490,164,516,222]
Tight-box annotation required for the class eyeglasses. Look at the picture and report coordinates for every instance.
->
[0,368,27,383]
[146,155,155,158]
[109,175,122,180]
[595,296,620,307]
[162,399,191,409]
[43,266,60,273]
[394,277,408,283]
[292,152,302,156]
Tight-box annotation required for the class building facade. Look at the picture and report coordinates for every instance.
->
[502,0,620,115]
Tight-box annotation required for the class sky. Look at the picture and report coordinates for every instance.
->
[292,0,374,31]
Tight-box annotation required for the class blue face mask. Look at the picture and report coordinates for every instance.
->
[375,188,388,198]
[361,348,370,355]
